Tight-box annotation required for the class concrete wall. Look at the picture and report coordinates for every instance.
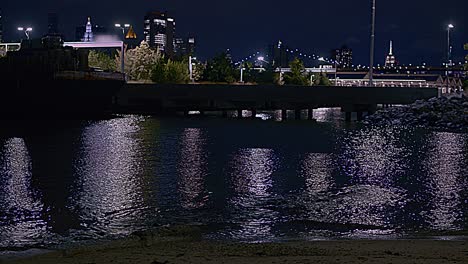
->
[115,83,439,114]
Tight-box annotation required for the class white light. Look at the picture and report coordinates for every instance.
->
[167,18,174,22]
[26,27,32,31]
[17,27,24,31]
[448,24,454,29]
[318,57,325,61]
[257,56,265,61]
[124,24,130,28]
[115,24,121,27]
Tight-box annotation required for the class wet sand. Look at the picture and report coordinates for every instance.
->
[3,226,468,264]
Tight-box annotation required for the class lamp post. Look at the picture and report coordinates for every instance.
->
[447,24,454,68]
[189,56,197,82]
[369,0,376,87]
[334,60,340,86]
[17,27,33,40]
[115,23,130,75]
[115,23,130,38]
[317,57,327,86]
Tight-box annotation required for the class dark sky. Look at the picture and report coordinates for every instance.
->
[2,0,467,65]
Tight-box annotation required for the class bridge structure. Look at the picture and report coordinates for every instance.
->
[0,41,125,72]
[62,41,124,73]
[0,43,21,55]
[115,83,438,122]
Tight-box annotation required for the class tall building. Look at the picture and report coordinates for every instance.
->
[385,41,397,67]
[268,40,290,68]
[125,25,139,49]
[174,36,195,58]
[75,17,107,42]
[83,17,93,42]
[143,11,175,57]
[331,46,353,69]
[48,13,59,35]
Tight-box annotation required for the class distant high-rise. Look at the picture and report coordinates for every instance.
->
[75,17,107,42]
[331,46,353,69]
[48,13,59,35]
[268,40,290,68]
[83,17,93,42]
[143,11,175,57]
[125,25,139,49]
[385,41,397,67]
[174,36,195,58]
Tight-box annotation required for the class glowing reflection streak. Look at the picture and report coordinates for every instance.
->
[424,132,466,230]
[313,108,342,123]
[0,138,45,247]
[177,128,209,209]
[228,148,278,241]
[334,127,409,231]
[72,116,145,236]
[342,127,409,186]
[300,153,334,194]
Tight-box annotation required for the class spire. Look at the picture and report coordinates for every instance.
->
[125,25,137,39]
[385,40,396,67]
[83,16,93,42]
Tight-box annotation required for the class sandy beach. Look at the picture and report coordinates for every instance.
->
[3,226,468,264]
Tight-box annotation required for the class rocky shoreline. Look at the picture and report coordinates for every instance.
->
[363,95,468,132]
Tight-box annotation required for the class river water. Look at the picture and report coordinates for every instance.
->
[0,109,467,250]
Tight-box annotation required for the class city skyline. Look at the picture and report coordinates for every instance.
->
[1,0,467,65]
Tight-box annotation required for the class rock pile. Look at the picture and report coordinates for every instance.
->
[363,96,468,132]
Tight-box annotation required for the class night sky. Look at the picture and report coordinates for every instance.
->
[2,0,467,65]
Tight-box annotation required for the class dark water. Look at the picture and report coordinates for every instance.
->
[1,109,467,250]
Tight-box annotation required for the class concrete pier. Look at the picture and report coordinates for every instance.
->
[114,83,438,122]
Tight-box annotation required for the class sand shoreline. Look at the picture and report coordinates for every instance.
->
[3,230,468,264]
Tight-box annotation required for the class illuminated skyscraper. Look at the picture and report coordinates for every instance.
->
[75,17,107,42]
[143,11,175,57]
[385,41,397,67]
[331,45,353,69]
[83,17,94,42]
[174,36,196,58]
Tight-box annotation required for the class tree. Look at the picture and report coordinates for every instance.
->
[88,50,115,71]
[116,41,161,81]
[283,58,310,86]
[150,59,190,84]
[202,52,237,83]
[464,43,468,71]
[311,72,332,86]
[191,61,206,82]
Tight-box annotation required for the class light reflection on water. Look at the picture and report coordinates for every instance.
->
[69,116,147,238]
[226,148,279,241]
[423,132,466,231]
[177,128,209,209]
[0,115,467,249]
[0,138,46,248]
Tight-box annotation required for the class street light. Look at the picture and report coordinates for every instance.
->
[447,24,454,68]
[189,56,197,82]
[114,23,130,75]
[115,23,130,38]
[17,27,33,40]
[333,60,339,86]
[369,0,376,87]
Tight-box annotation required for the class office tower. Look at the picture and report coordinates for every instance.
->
[331,46,353,69]
[143,11,175,57]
